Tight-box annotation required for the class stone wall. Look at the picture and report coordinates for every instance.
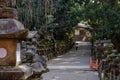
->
[37,42,74,60]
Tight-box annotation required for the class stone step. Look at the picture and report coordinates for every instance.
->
[0,8,18,19]
[0,0,16,7]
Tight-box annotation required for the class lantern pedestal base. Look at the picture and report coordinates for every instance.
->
[0,67,25,80]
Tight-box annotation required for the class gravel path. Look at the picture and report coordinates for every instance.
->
[42,42,99,80]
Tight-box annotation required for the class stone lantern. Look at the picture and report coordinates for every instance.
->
[0,0,28,79]
[0,19,28,66]
[0,0,48,80]
[0,0,28,66]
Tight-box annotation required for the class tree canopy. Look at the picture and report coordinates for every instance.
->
[16,0,120,49]
[54,0,120,50]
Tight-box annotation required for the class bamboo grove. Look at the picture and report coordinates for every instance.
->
[16,0,55,30]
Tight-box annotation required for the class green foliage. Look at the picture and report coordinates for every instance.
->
[83,1,120,40]
[16,0,56,30]
[16,0,46,29]
[55,0,120,38]
[16,0,120,47]
[53,0,85,41]
[54,0,83,27]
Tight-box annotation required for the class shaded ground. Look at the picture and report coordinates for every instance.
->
[43,42,98,80]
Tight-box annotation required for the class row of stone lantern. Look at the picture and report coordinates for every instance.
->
[94,40,120,80]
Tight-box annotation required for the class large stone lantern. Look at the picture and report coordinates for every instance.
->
[0,19,28,66]
[0,0,28,66]
[0,0,48,80]
[0,0,29,79]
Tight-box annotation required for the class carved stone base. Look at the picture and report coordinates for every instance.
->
[0,67,24,80]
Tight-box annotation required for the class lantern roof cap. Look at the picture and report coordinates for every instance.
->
[0,19,28,39]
